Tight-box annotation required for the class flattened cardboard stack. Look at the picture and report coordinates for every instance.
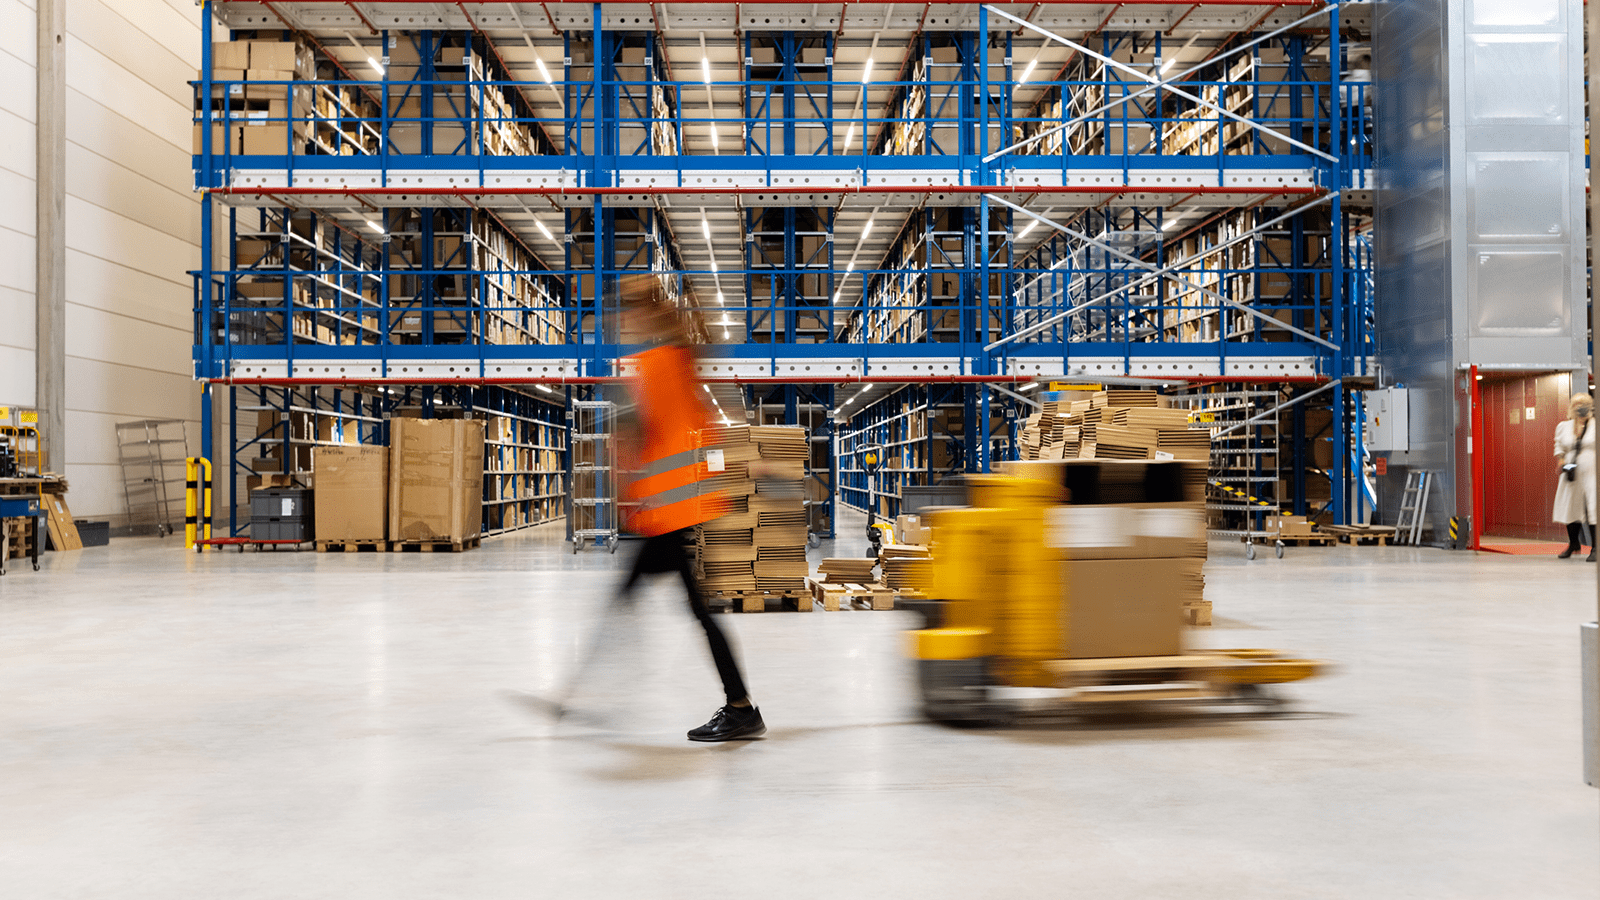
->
[817,557,877,583]
[696,425,809,593]
[1005,458,1213,650]
[1016,391,1210,465]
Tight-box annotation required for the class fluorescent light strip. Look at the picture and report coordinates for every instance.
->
[535,57,553,84]
[861,58,873,84]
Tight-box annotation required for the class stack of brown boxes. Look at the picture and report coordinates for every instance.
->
[694,425,808,595]
[1006,459,1212,648]
[196,40,315,155]
[388,418,485,547]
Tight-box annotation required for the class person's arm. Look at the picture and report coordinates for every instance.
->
[1556,420,1572,460]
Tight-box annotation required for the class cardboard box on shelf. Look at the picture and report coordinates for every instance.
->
[314,446,388,542]
[1064,557,1198,659]
[240,123,293,155]
[389,418,485,544]
[212,41,252,70]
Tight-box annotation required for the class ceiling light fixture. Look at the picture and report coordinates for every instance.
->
[368,58,384,76]
[861,58,874,84]
[535,384,556,395]
[1159,57,1176,75]
[842,122,856,154]
[1019,381,1040,393]
[701,57,712,84]
[710,127,719,150]
[1019,58,1038,82]
[535,57,553,84]
[1017,219,1039,239]
[1161,219,1179,232]
[364,219,383,234]
[717,290,725,304]
[861,219,874,239]
[536,220,556,242]
[701,218,711,240]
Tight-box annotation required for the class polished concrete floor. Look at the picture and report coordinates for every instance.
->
[1,512,1596,898]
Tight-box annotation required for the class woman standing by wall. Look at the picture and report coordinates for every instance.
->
[1552,394,1595,560]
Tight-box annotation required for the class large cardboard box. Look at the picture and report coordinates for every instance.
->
[314,446,388,541]
[389,418,484,543]
[1064,558,1197,658]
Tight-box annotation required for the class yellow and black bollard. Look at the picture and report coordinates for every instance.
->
[184,457,213,551]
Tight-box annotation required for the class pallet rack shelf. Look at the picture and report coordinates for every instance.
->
[192,3,1374,527]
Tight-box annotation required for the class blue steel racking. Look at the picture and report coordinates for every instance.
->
[191,1,1373,533]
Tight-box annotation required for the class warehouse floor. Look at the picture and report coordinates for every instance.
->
[0,510,1595,898]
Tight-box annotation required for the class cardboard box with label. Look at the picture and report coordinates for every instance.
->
[389,418,484,544]
[314,446,388,542]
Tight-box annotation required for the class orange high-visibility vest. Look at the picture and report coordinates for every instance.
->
[622,345,728,536]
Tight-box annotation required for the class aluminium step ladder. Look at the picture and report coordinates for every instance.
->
[1394,470,1431,546]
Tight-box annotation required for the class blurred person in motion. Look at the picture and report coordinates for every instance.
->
[1552,393,1595,560]
[614,276,766,741]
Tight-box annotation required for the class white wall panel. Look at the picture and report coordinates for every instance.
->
[69,0,196,106]
[65,251,192,332]
[61,0,202,524]
[0,344,36,407]
[67,37,189,153]
[0,167,35,235]
[0,225,36,294]
[65,303,190,375]
[0,1,37,70]
[0,0,35,416]
[64,195,194,291]
[0,284,33,350]
[0,107,36,179]
[0,39,37,122]
[64,143,197,247]
[64,357,197,421]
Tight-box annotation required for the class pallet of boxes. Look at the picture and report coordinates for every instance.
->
[310,417,485,553]
[1004,457,1214,634]
[695,426,810,611]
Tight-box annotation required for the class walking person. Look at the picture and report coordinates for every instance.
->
[1552,393,1595,560]
[613,278,766,742]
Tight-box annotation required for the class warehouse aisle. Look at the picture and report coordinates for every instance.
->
[0,521,1594,899]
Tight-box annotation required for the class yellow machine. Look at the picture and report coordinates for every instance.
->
[906,474,1323,725]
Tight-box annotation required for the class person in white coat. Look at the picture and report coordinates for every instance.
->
[1552,393,1595,559]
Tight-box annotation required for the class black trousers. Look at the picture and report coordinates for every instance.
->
[621,528,749,705]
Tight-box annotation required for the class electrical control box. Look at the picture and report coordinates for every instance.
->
[1366,388,1410,453]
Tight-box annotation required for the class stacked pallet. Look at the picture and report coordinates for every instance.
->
[880,547,932,593]
[695,426,808,595]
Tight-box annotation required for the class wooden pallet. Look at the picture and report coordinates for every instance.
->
[807,578,894,611]
[705,590,810,613]
[1276,535,1336,547]
[1183,599,1213,627]
[1319,524,1396,546]
[3,517,37,560]
[316,540,388,553]
[390,536,481,553]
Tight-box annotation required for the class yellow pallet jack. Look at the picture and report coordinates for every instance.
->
[905,475,1324,725]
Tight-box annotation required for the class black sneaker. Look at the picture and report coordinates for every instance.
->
[687,704,766,742]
